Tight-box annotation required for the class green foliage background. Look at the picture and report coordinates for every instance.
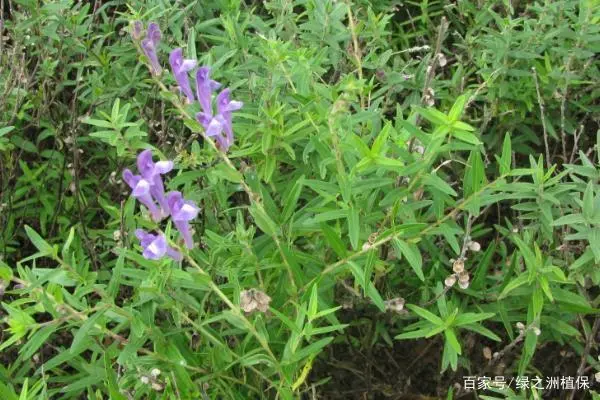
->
[0,0,599,398]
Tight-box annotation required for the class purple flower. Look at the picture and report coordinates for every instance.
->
[195,67,221,116]
[122,169,162,221]
[167,191,199,249]
[216,89,243,151]
[135,229,182,261]
[195,112,227,149]
[169,48,197,103]
[194,78,243,152]
[130,20,143,41]
[136,149,173,217]
[141,22,162,76]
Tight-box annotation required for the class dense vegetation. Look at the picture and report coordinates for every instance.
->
[1,0,599,398]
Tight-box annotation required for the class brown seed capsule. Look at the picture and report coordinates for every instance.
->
[516,322,525,330]
[483,346,492,360]
[452,259,465,273]
[458,280,470,290]
[384,297,405,313]
[444,275,457,287]
[468,241,481,252]
[240,289,272,314]
[438,53,447,67]
[457,270,470,284]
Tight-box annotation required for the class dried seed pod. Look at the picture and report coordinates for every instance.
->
[452,259,465,273]
[240,289,271,314]
[384,297,405,313]
[444,275,457,287]
[438,53,447,67]
[483,346,492,360]
[516,322,525,330]
[458,280,470,289]
[457,270,470,284]
[467,241,481,252]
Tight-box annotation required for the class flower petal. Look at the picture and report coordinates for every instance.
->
[154,160,173,174]
[122,169,138,189]
[205,118,223,138]
[177,202,199,221]
[136,149,154,175]
[132,179,151,197]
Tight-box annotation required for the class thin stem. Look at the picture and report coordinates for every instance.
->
[532,67,550,169]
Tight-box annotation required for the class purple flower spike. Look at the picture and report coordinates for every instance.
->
[141,22,162,75]
[122,169,162,221]
[136,149,173,218]
[135,229,182,261]
[169,48,197,103]
[195,67,221,116]
[216,89,243,151]
[167,191,199,249]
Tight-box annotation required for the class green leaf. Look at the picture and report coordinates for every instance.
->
[452,130,481,145]
[415,106,448,126]
[395,328,432,340]
[82,117,113,128]
[320,224,347,258]
[61,227,75,260]
[406,304,443,325]
[392,239,424,281]
[498,273,530,299]
[282,175,304,221]
[70,309,106,354]
[588,228,600,263]
[366,282,386,312]
[448,93,469,121]
[285,337,333,364]
[423,174,457,196]
[461,323,502,341]
[19,325,57,360]
[348,207,360,250]
[24,225,54,257]
[212,163,243,183]
[499,133,512,175]
[249,204,279,237]
[444,328,462,355]
[583,181,595,221]
[308,284,319,319]
[453,312,495,326]
[552,214,586,226]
